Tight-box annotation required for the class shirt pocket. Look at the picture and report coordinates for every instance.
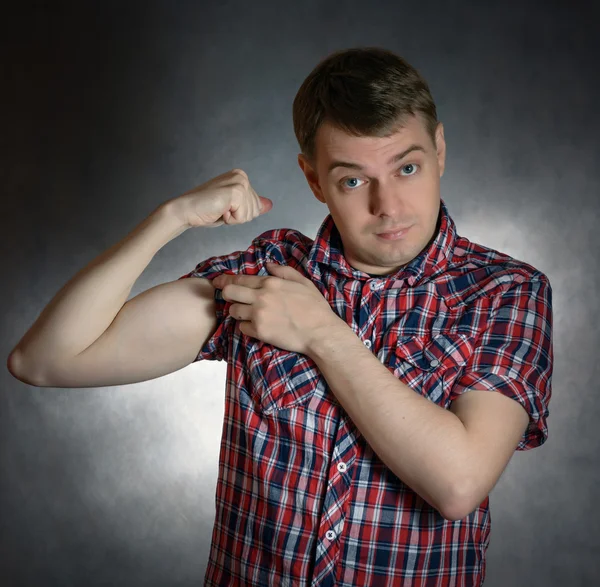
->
[389,332,473,408]
[245,339,321,415]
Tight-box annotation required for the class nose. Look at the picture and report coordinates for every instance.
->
[369,181,403,218]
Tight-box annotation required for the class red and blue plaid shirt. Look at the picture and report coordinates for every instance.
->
[178,197,553,586]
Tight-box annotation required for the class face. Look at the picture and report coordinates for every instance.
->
[298,114,446,276]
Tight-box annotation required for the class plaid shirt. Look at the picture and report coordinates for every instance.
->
[178,198,553,586]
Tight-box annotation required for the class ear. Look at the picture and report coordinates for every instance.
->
[435,122,446,178]
[298,154,326,204]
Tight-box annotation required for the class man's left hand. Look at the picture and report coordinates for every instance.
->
[211,262,343,355]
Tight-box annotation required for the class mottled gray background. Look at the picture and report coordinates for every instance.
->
[2,0,598,585]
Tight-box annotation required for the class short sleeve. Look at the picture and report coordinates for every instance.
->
[177,239,269,363]
[450,277,554,451]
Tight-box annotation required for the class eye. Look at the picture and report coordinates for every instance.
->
[340,177,365,190]
[400,163,419,176]
[339,164,420,190]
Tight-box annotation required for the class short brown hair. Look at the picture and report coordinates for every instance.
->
[292,47,438,165]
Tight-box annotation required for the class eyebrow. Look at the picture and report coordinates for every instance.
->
[327,144,427,174]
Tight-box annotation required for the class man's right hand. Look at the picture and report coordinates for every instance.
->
[166,168,274,229]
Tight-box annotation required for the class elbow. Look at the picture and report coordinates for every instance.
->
[441,483,481,522]
[7,350,44,387]
[441,501,470,522]
[439,484,477,522]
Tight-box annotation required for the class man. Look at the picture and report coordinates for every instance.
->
[9,47,553,586]
[179,48,552,586]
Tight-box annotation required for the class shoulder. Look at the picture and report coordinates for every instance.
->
[251,227,314,265]
[438,233,551,307]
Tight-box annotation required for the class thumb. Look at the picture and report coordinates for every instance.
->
[259,196,274,214]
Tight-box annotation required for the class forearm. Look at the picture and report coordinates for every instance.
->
[9,202,187,380]
[307,319,471,520]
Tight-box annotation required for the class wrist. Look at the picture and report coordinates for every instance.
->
[153,201,191,241]
[306,315,352,359]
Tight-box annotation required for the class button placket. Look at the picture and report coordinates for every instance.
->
[360,279,383,351]
[312,418,356,582]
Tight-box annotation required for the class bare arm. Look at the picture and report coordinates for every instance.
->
[7,168,271,388]
[7,203,205,387]
[9,276,217,388]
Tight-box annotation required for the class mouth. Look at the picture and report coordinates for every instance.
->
[376,225,412,240]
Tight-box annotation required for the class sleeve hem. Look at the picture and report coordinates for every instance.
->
[451,370,549,451]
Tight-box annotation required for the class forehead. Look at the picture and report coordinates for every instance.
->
[315,115,432,166]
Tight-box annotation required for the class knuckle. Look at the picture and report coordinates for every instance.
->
[256,306,267,320]
[264,276,279,289]
[236,176,250,194]
[232,168,249,182]
[232,183,246,198]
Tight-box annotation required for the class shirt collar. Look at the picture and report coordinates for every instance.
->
[306,197,457,287]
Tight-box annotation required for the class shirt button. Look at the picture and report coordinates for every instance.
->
[363,339,372,349]
[325,530,336,541]
[430,359,440,367]
[369,280,382,290]
[337,462,347,473]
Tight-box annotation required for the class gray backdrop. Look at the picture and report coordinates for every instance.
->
[2,1,598,585]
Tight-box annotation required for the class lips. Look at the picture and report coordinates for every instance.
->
[377,226,411,235]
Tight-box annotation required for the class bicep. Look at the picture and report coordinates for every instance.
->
[37,277,217,388]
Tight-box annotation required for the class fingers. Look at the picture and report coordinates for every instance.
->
[213,274,271,291]
[228,169,268,219]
